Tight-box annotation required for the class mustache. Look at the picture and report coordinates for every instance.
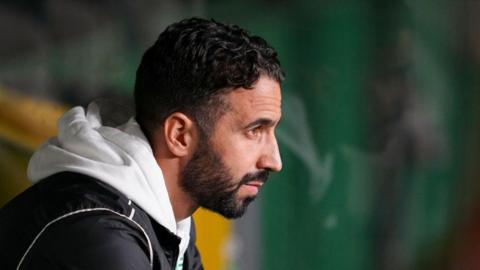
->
[239,170,270,186]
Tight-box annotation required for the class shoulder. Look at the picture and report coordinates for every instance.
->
[2,172,154,270]
[19,209,153,269]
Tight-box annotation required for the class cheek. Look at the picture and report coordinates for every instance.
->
[216,136,258,177]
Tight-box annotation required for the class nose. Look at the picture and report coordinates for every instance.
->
[257,135,282,172]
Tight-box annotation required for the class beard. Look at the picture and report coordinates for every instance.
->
[180,137,270,219]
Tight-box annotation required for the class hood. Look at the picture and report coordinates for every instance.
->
[27,102,191,251]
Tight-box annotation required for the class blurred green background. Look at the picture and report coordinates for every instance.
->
[1,1,480,269]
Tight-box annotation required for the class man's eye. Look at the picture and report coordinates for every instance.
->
[247,126,262,138]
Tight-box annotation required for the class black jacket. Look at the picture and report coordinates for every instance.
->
[0,172,204,270]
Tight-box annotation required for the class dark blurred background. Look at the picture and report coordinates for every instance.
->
[1,1,479,270]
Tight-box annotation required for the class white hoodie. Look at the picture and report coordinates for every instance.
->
[27,102,191,267]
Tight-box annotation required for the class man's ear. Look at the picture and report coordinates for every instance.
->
[163,112,197,157]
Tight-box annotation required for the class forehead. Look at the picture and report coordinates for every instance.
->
[224,77,282,120]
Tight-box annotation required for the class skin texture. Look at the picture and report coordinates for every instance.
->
[153,75,282,221]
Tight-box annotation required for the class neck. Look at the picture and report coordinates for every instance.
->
[157,158,198,222]
[147,127,199,223]
[166,177,199,222]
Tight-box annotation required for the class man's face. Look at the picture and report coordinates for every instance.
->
[181,75,282,218]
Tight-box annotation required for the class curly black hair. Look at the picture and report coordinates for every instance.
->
[134,17,284,138]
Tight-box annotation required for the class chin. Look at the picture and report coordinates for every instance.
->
[216,196,256,219]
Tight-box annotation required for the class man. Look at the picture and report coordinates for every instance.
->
[0,17,284,269]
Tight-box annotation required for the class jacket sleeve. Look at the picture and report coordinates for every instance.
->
[19,212,153,270]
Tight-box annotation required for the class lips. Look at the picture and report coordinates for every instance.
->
[245,181,264,188]
[243,181,264,195]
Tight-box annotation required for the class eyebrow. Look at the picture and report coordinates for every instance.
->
[244,118,277,129]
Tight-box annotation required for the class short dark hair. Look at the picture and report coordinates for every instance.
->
[134,17,284,138]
